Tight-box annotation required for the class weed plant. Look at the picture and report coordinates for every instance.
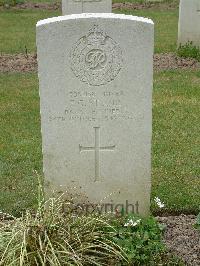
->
[177,41,200,61]
[0,190,184,265]
[0,196,126,265]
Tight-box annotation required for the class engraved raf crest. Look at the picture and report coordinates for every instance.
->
[70,25,123,86]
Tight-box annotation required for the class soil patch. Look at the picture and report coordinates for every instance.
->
[0,53,37,73]
[112,2,178,11]
[1,2,60,10]
[158,215,200,266]
[1,53,199,73]
[0,1,179,11]
[154,52,200,71]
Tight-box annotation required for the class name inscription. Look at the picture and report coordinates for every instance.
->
[49,90,135,123]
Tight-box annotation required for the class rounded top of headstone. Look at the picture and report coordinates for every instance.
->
[36,13,154,28]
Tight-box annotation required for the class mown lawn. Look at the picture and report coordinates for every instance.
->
[0,9,60,54]
[116,8,178,53]
[0,5,178,54]
[0,71,199,216]
[0,73,41,215]
[152,70,200,214]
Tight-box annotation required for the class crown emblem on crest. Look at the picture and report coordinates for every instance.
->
[87,25,106,45]
[70,25,123,86]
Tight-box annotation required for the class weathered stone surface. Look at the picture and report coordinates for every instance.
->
[178,0,200,47]
[62,0,112,15]
[36,13,154,216]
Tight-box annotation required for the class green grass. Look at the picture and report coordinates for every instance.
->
[0,5,178,54]
[152,70,200,214]
[0,9,60,54]
[0,73,42,215]
[0,71,199,215]
[116,8,178,53]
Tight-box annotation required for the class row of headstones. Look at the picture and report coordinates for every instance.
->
[36,0,199,217]
[63,0,200,48]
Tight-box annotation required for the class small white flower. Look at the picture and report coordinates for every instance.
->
[124,218,141,227]
[124,219,133,227]
[154,197,165,208]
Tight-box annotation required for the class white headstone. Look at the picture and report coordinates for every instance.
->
[178,0,200,47]
[36,13,154,216]
[62,0,112,15]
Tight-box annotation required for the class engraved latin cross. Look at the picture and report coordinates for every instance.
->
[79,127,116,182]
[197,2,200,12]
[73,0,102,13]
